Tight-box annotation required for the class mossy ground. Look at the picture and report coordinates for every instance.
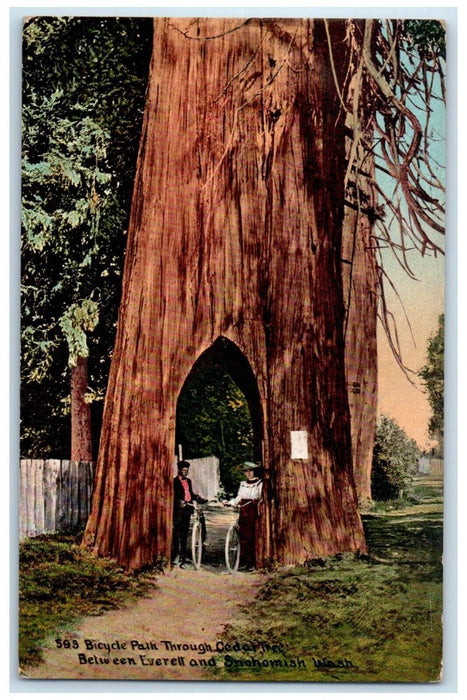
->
[210,474,443,683]
[18,534,159,668]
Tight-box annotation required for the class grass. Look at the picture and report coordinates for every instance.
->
[366,474,444,513]
[210,474,443,683]
[18,533,160,669]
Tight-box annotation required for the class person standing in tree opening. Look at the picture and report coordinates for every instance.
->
[223,462,263,571]
[172,460,207,567]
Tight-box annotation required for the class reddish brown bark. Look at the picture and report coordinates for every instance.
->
[84,18,368,571]
[342,206,378,505]
[70,355,93,462]
[341,41,379,505]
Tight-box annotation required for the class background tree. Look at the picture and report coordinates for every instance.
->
[372,415,420,500]
[22,99,111,460]
[21,17,152,458]
[418,313,444,456]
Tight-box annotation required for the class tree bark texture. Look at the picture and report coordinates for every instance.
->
[341,36,379,505]
[342,205,378,505]
[70,355,93,461]
[84,18,368,571]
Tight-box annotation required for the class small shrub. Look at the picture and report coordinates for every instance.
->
[372,416,420,501]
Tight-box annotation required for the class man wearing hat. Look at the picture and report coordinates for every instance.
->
[223,462,263,570]
[172,460,207,566]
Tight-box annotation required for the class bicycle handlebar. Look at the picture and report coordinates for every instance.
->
[223,500,256,508]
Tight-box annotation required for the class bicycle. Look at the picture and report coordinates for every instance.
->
[224,508,241,573]
[189,501,207,570]
[223,499,261,573]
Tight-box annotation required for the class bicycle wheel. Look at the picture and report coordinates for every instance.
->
[225,524,240,573]
[191,520,203,569]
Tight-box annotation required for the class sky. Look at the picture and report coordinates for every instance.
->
[376,247,445,450]
[373,43,447,452]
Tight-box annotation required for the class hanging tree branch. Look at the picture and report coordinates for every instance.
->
[363,19,445,253]
[332,18,446,375]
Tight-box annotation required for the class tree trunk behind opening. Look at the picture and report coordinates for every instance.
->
[341,63,379,505]
[342,205,378,505]
[70,355,93,462]
[84,18,368,571]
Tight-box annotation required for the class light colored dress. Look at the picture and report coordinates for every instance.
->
[228,478,263,505]
[227,478,263,568]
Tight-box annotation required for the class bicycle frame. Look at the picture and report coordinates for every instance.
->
[189,502,206,569]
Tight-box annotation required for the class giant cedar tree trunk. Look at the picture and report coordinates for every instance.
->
[84,18,368,571]
[70,355,93,461]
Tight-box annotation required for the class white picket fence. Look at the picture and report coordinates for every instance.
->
[19,459,95,540]
[418,457,444,476]
[19,455,221,540]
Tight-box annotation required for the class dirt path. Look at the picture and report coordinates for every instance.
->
[23,505,266,681]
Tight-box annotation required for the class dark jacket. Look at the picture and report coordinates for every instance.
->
[173,475,206,515]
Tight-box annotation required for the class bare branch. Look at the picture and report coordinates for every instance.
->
[168,19,252,42]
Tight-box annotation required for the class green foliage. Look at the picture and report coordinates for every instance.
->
[176,367,254,496]
[210,477,442,683]
[403,19,446,60]
[418,314,444,453]
[371,416,420,501]
[21,17,152,457]
[18,534,160,668]
[59,299,99,366]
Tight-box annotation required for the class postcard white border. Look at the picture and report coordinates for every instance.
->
[7,3,459,696]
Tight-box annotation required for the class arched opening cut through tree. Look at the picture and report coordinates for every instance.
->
[175,336,264,494]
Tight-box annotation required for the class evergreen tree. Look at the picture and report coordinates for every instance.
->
[419,314,444,455]
[84,18,445,570]
[21,17,152,457]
